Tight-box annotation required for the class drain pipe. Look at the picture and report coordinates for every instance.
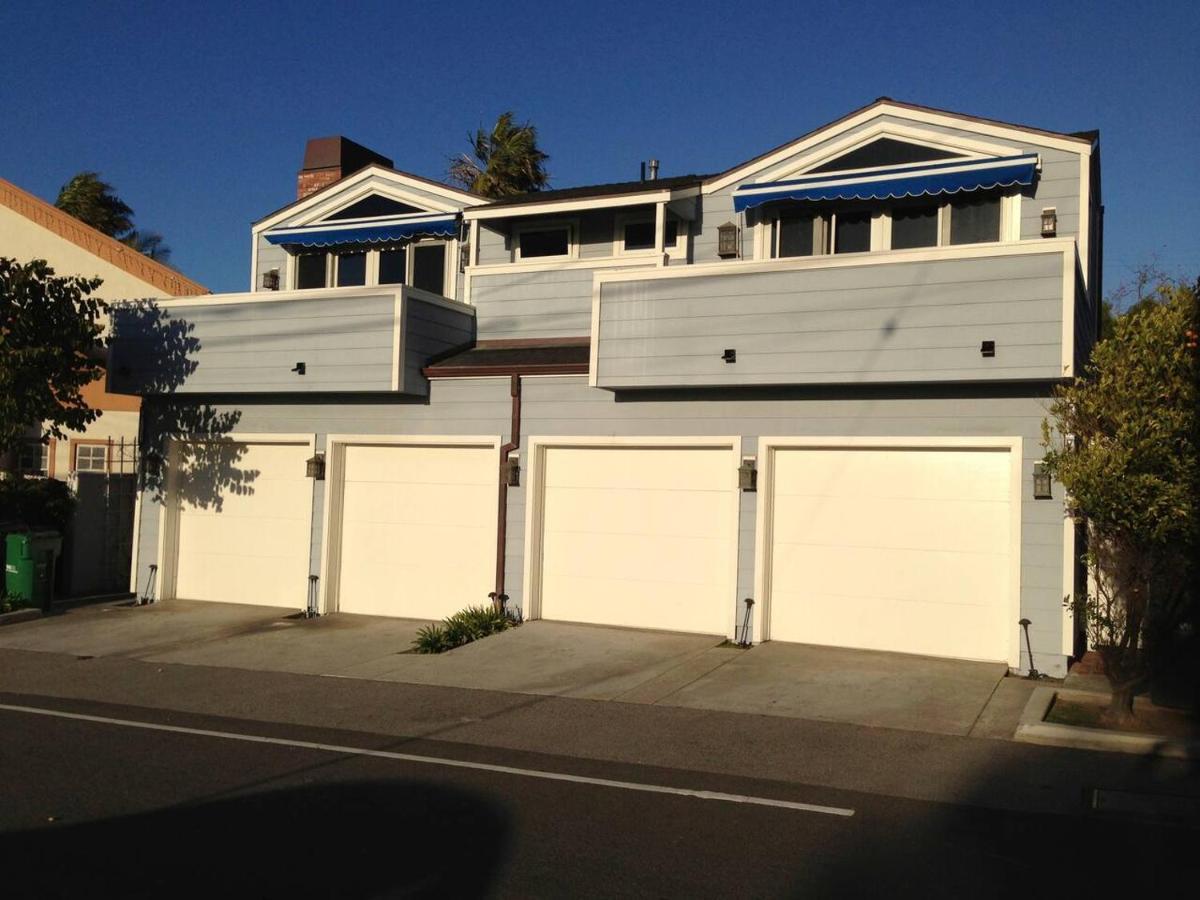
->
[490,374,521,614]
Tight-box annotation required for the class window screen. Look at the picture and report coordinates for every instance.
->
[295,254,326,289]
[411,244,446,295]
[891,204,939,249]
[834,212,871,253]
[777,215,816,257]
[949,196,1001,245]
[335,251,366,287]
[378,247,407,285]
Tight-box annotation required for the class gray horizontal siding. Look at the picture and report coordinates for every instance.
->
[111,290,475,397]
[471,267,598,339]
[253,240,288,293]
[402,294,476,394]
[596,251,1067,388]
[111,294,399,394]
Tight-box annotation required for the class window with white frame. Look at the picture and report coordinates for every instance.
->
[75,443,107,473]
[514,223,573,260]
[17,441,49,476]
[292,240,452,295]
[768,191,1014,258]
[615,213,685,255]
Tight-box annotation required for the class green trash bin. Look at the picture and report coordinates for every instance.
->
[5,531,62,613]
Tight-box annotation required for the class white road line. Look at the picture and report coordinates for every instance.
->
[0,702,854,817]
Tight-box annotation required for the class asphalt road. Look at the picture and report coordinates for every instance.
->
[0,697,1196,899]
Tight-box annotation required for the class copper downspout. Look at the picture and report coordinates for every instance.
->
[490,374,521,613]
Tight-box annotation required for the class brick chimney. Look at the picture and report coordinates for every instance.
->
[297,136,394,200]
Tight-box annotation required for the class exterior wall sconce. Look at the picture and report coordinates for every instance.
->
[459,243,471,272]
[262,268,280,291]
[291,362,306,375]
[1033,462,1052,499]
[717,221,740,258]
[306,452,326,481]
[738,457,757,491]
[980,340,996,358]
[1040,208,1057,237]
[722,348,737,364]
[505,454,520,487]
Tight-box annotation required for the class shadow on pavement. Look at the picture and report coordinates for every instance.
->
[2,779,510,899]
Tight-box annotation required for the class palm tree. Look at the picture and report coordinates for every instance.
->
[55,172,171,262]
[448,111,550,198]
[55,172,134,237]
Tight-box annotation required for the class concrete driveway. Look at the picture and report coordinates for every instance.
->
[661,641,1008,735]
[2,600,1014,736]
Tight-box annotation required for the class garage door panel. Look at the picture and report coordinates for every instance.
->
[772,545,1009,608]
[342,481,493,529]
[773,587,1010,660]
[335,443,495,620]
[542,530,730,585]
[344,444,496,486]
[542,487,729,541]
[766,445,1013,661]
[772,497,1010,554]
[544,447,732,492]
[172,440,311,608]
[537,445,735,635]
[774,448,1010,503]
[541,574,717,634]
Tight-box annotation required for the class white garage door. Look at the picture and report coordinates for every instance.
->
[765,446,1013,661]
[333,442,496,619]
[536,445,737,635]
[171,440,312,607]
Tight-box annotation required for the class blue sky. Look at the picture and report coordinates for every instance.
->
[2,0,1196,297]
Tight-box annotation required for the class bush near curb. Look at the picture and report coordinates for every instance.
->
[413,605,520,654]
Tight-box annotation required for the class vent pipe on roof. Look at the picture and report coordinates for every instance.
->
[647,159,659,181]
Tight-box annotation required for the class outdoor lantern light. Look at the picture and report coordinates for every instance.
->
[459,243,471,272]
[717,221,740,258]
[1033,462,1052,499]
[262,268,280,290]
[505,454,520,487]
[738,457,757,492]
[306,452,326,481]
[1040,207,1058,237]
[980,340,996,358]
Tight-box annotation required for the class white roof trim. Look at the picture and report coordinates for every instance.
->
[464,185,698,221]
[253,164,481,234]
[704,102,1090,194]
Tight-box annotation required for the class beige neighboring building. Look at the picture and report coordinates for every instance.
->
[0,176,207,478]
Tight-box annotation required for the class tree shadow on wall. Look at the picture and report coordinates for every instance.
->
[109,300,258,511]
[1,780,510,899]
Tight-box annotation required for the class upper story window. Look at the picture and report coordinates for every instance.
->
[296,253,327,289]
[615,214,685,255]
[516,224,573,260]
[292,239,450,296]
[335,251,367,287]
[768,191,1012,259]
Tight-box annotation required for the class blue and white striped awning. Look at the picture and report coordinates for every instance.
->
[264,213,459,248]
[732,154,1039,213]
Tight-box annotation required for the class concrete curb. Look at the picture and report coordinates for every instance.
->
[0,608,43,628]
[1015,687,1200,760]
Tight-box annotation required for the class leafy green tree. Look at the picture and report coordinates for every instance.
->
[0,258,108,465]
[448,111,550,198]
[54,172,171,262]
[1042,278,1199,723]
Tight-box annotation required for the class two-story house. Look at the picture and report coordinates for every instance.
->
[113,99,1101,677]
